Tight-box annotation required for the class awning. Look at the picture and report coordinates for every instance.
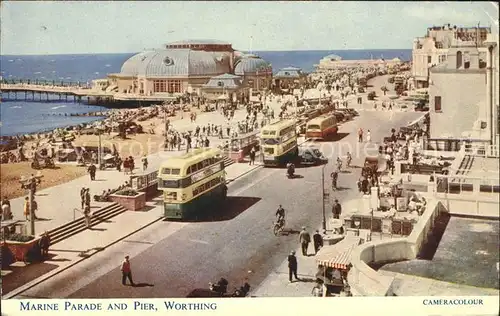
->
[407,113,427,128]
[315,236,361,270]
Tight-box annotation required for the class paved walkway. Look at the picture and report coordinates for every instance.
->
[3,163,263,298]
[7,96,288,236]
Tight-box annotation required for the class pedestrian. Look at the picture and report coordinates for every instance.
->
[142,155,148,171]
[2,198,12,220]
[313,230,323,255]
[287,250,299,283]
[129,156,135,174]
[88,163,97,181]
[40,231,51,258]
[23,197,30,220]
[84,205,91,228]
[298,227,311,256]
[332,199,342,219]
[358,128,363,142]
[367,129,371,143]
[80,187,86,209]
[249,146,256,165]
[121,255,135,286]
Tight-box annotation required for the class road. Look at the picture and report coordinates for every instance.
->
[17,110,423,298]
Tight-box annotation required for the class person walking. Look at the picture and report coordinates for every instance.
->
[332,199,342,219]
[298,227,311,256]
[23,197,30,221]
[313,230,323,255]
[141,155,148,171]
[366,129,372,143]
[358,128,363,142]
[121,255,135,286]
[80,187,86,209]
[287,250,299,283]
[88,163,97,181]
[249,146,256,165]
[129,156,135,174]
[40,231,51,258]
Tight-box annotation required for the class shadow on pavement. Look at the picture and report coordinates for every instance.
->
[2,261,59,295]
[171,197,262,223]
[328,132,350,142]
[280,229,300,236]
[132,282,154,287]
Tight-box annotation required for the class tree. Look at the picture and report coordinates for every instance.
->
[381,86,389,96]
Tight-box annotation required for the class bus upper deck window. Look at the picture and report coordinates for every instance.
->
[162,168,171,174]
[171,168,180,175]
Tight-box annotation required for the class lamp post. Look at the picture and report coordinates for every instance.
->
[321,164,328,232]
[95,126,105,170]
[20,172,43,236]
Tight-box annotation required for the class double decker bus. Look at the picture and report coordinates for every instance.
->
[305,114,339,140]
[158,148,227,220]
[260,120,298,166]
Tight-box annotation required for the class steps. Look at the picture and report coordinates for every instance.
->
[47,202,127,245]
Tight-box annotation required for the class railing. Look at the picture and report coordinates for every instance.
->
[1,78,89,87]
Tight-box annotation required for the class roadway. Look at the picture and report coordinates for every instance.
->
[16,110,423,298]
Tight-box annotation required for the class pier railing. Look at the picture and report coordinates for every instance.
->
[1,78,90,88]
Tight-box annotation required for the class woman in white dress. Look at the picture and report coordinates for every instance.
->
[367,130,372,142]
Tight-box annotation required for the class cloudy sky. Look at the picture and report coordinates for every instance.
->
[1,1,498,55]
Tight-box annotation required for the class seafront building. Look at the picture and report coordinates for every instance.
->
[411,24,491,88]
[103,40,272,102]
[426,33,499,148]
[315,54,403,72]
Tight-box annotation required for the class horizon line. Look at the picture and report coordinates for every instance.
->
[1,48,412,57]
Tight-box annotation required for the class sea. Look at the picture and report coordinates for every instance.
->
[0,49,411,136]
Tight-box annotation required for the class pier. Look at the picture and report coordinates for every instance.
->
[0,81,115,105]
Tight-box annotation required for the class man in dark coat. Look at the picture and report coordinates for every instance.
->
[287,250,298,282]
[88,163,97,181]
[298,227,311,256]
[332,199,342,219]
[313,230,323,254]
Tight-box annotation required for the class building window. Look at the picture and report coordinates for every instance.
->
[427,56,432,64]
[456,51,462,69]
[435,96,442,112]
[153,80,181,93]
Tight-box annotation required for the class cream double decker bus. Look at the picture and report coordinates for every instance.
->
[305,114,338,140]
[158,148,227,220]
[260,120,298,166]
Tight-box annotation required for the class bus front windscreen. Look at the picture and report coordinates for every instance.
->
[262,138,280,145]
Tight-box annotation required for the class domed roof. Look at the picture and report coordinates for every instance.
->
[120,49,231,77]
[234,55,272,75]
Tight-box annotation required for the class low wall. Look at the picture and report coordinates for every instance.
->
[348,199,444,296]
[109,192,146,211]
[435,194,499,218]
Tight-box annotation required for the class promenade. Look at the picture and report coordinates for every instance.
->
[2,101,275,296]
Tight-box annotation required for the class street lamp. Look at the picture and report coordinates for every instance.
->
[321,164,327,232]
[20,172,43,236]
[95,126,105,170]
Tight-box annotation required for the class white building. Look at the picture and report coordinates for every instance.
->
[428,36,499,146]
[412,24,491,88]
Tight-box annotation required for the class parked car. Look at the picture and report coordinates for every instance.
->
[332,112,346,122]
[299,147,327,165]
[335,109,353,120]
[413,100,429,112]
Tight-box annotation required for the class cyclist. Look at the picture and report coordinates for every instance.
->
[336,157,342,172]
[346,152,352,168]
[276,205,285,226]
[330,171,338,190]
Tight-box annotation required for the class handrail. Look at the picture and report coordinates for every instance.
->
[73,208,84,221]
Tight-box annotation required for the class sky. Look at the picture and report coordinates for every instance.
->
[1,1,498,55]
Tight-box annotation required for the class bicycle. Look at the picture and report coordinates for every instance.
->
[273,218,285,236]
